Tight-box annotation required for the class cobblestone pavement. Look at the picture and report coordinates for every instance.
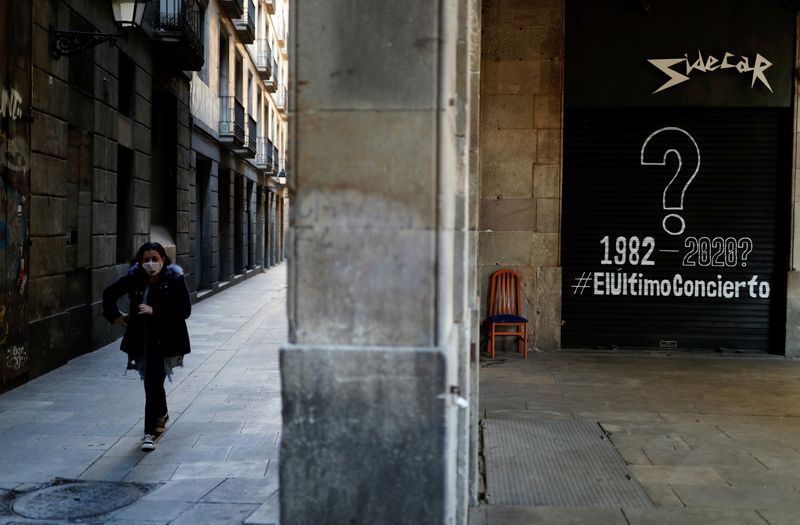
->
[471,348,800,525]
[0,264,287,524]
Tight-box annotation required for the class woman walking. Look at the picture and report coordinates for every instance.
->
[102,242,191,451]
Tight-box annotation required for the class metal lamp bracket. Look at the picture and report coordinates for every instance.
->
[49,24,124,59]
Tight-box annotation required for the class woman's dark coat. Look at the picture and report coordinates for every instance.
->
[102,263,191,359]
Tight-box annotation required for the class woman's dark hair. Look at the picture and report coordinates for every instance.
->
[133,242,173,267]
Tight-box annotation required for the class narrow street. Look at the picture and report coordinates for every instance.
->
[0,264,287,524]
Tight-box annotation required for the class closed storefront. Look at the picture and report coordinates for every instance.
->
[561,1,795,351]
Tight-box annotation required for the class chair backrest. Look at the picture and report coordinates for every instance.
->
[488,269,522,317]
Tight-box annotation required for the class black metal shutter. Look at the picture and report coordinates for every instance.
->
[561,108,791,351]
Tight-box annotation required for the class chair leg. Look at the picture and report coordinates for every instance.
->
[489,327,495,359]
[522,325,528,358]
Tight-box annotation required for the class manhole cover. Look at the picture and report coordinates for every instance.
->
[12,481,144,520]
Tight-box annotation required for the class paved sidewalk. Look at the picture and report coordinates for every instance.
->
[0,264,287,524]
[471,348,800,525]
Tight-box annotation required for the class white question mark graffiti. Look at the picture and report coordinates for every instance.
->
[641,127,700,236]
[738,238,753,267]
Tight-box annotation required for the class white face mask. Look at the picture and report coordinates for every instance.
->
[143,261,163,276]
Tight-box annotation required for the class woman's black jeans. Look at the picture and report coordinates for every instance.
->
[143,349,167,435]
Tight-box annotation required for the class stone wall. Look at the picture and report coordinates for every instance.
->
[478,0,563,350]
[29,0,158,374]
[785,15,800,358]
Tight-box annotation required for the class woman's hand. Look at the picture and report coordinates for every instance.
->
[138,304,154,316]
[114,314,128,327]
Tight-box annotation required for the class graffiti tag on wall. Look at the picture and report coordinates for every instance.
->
[5,345,27,371]
[0,85,28,173]
[0,87,23,121]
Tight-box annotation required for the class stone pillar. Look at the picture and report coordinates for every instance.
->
[467,0,482,506]
[786,14,800,358]
[281,1,475,523]
[453,0,480,522]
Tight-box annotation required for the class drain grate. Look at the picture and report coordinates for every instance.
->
[484,418,653,508]
[10,479,147,520]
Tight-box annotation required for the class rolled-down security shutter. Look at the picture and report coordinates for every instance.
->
[561,107,791,351]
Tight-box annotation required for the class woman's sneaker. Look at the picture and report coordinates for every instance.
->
[141,434,156,452]
[154,414,169,434]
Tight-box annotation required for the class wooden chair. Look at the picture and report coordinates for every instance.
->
[487,269,528,359]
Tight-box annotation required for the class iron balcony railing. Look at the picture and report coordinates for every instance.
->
[219,96,245,144]
[274,14,285,44]
[246,116,257,154]
[247,0,255,24]
[276,85,287,110]
[154,0,203,61]
[256,137,274,170]
[256,39,272,77]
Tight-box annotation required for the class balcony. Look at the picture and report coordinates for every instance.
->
[264,0,275,14]
[256,137,274,172]
[274,14,285,46]
[276,85,287,114]
[255,39,272,81]
[242,116,257,158]
[272,145,280,174]
[233,0,256,44]
[152,0,205,71]
[219,96,245,148]
[220,0,244,19]
[265,59,278,92]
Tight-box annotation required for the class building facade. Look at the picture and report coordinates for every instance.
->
[0,0,287,392]
[189,0,288,294]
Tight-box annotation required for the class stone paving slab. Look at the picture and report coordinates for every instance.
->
[140,478,224,502]
[200,477,279,504]
[169,502,261,525]
[108,498,195,522]
[757,509,800,525]
[624,507,770,524]
[629,465,727,486]
[243,490,280,525]
[639,483,684,507]
[469,505,629,524]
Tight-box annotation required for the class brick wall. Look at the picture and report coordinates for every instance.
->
[478,0,564,350]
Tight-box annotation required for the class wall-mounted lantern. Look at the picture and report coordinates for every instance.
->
[50,0,149,59]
